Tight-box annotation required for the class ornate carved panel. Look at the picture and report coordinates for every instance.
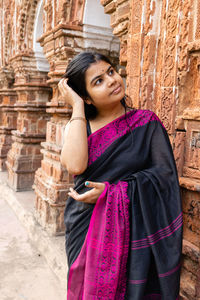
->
[183,121,200,180]
[44,0,53,32]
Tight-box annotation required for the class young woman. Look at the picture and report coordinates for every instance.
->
[58,52,182,299]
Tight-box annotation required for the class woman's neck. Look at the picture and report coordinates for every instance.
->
[89,103,125,134]
[95,103,125,123]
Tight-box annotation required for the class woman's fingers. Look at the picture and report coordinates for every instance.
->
[58,78,65,89]
[68,188,94,203]
[58,79,67,98]
[59,78,68,86]
[68,182,105,204]
[58,79,68,94]
[85,181,105,189]
[58,78,84,106]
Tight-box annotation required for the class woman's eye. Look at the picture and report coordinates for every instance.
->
[109,69,114,75]
[95,78,102,85]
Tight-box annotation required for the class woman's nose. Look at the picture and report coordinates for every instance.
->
[107,75,115,86]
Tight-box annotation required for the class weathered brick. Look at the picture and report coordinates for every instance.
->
[104,1,116,14]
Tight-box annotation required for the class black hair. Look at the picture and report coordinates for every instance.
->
[63,51,132,120]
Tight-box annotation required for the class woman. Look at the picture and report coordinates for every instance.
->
[58,52,182,299]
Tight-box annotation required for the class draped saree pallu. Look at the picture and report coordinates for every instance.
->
[64,109,183,300]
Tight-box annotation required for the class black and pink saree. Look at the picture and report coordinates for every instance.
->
[64,109,182,299]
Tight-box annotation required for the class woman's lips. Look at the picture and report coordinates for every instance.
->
[111,85,121,95]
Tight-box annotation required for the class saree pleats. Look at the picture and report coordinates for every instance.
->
[64,110,182,299]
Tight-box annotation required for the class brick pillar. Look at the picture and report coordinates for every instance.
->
[33,19,120,234]
[0,68,17,171]
[6,54,51,191]
[33,99,73,234]
[33,26,81,235]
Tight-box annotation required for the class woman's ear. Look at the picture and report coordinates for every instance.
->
[84,97,92,105]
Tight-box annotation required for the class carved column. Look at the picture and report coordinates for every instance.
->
[33,4,120,234]
[6,53,51,191]
[0,68,17,171]
[33,25,81,235]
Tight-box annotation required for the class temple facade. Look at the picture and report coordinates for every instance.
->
[0,0,199,298]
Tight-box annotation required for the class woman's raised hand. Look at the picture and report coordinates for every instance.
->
[58,78,83,107]
[68,181,106,204]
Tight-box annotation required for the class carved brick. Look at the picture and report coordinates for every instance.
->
[174,131,186,176]
[181,187,200,247]
[101,0,112,6]
[182,120,200,180]
[0,68,17,170]
[104,1,116,14]
[4,52,51,191]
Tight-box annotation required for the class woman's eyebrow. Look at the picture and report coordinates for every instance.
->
[90,65,112,85]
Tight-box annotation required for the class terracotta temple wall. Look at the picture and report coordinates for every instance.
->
[0,0,199,298]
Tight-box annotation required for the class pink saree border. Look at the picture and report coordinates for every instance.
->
[67,181,130,299]
[88,109,164,166]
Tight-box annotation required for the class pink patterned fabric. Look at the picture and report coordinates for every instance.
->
[67,181,130,300]
[88,109,163,166]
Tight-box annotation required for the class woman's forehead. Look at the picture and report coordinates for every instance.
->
[85,60,111,81]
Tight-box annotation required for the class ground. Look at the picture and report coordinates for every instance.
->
[0,197,66,300]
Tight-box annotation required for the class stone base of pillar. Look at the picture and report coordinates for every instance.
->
[6,134,44,191]
[0,91,17,171]
[34,193,66,236]
[7,165,37,191]
[0,130,12,171]
[34,164,71,235]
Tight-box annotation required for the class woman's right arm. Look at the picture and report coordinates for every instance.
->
[58,79,88,175]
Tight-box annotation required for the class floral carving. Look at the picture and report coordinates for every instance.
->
[159,1,180,133]
[160,88,174,132]
[3,1,13,65]
[75,0,85,24]
[16,0,40,52]
[140,0,155,109]
[195,0,200,39]
[178,0,191,74]
[174,131,186,176]
[120,41,127,65]
[0,68,14,89]
[60,0,72,24]
[44,0,53,31]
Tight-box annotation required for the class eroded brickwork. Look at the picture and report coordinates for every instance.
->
[0,0,199,297]
[0,68,17,170]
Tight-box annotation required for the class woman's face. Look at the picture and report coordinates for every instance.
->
[84,60,125,111]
